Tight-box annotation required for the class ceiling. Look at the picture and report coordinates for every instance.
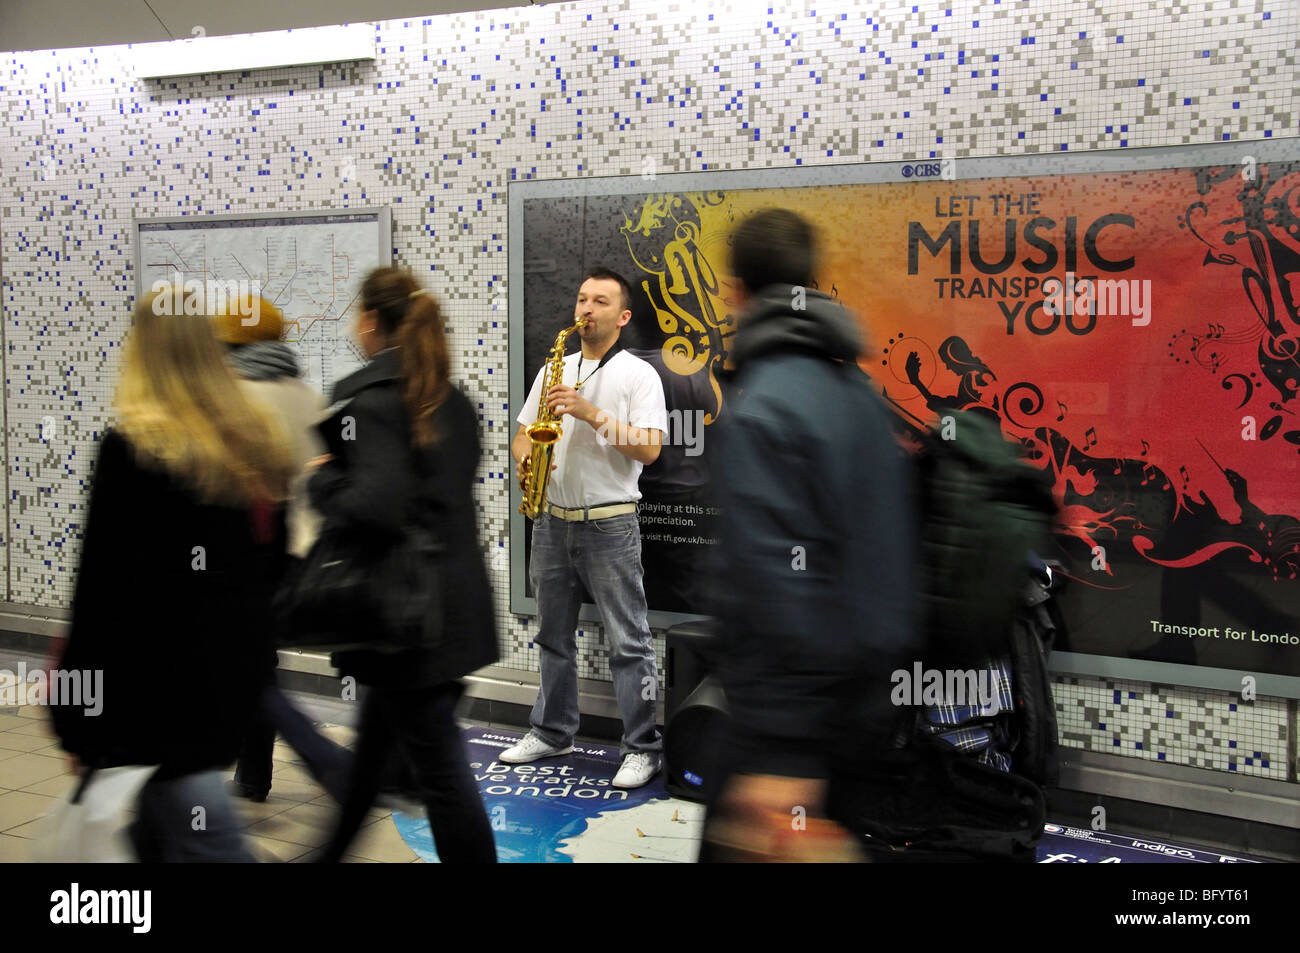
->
[0,0,536,54]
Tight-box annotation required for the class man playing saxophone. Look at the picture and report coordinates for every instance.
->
[508,267,668,788]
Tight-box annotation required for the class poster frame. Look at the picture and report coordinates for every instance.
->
[508,139,1300,696]
[133,206,393,300]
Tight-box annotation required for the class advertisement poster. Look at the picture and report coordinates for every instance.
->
[388,730,1263,863]
[514,150,1300,678]
[391,727,702,863]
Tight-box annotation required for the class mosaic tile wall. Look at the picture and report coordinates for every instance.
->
[1,0,1295,777]
[1053,674,1290,781]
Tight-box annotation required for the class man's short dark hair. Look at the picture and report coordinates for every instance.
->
[729,208,818,293]
[582,266,633,313]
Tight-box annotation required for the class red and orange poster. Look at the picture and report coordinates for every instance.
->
[516,153,1300,679]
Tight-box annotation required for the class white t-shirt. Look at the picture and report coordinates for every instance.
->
[517,349,668,508]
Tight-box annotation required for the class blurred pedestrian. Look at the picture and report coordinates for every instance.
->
[702,209,917,862]
[51,287,295,862]
[312,268,498,863]
[212,296,352,805]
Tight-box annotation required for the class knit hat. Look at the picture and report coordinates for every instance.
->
[212,296,284,345]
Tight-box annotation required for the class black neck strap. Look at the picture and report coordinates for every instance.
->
[576,341,622,387]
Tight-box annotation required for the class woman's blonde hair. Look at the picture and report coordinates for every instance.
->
[114,289,295,505]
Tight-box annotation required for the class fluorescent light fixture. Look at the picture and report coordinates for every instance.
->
[134,23,375,79]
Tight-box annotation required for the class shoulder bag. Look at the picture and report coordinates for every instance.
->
[273,396,444,654]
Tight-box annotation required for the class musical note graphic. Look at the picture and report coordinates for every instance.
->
[1140,463,1157,486]
[1083,426,1098,450]
[1222,373,1254,408]
[1180,465,1190,487]
[1140,440,1150,457]
[1056,400,1068,422]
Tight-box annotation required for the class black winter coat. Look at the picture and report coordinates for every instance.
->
[714,285,919,779]
[53,429,287,776]
[308,349,498,688]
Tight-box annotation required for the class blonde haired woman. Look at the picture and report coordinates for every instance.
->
[52,288,295,862]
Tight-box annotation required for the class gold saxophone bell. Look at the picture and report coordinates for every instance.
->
[519,318,587,519]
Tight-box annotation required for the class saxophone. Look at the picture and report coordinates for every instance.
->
[519,318,587,520]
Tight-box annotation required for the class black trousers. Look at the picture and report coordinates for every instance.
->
[235,684,352,803]
[697,728,1031,863]
[321,681,496,863]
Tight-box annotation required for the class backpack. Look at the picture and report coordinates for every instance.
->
[828,739,1047,862]
[1008,564,1065,787]
[911,410,1059,672]
[894,573,1065,790]
[824,413,1060,858]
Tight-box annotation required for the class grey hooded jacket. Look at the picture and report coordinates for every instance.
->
[228,342,327,558]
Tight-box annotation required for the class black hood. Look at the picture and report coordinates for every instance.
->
[729,284,863,370]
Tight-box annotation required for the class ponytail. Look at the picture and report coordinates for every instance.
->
[399,292,451,447]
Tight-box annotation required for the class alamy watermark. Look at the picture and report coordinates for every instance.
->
[0,662,102,715]
[890,661,1000,713]
[50,883,150,933]
[593,409,706,457]
[150,270,262,325]
[1042,271,1151,327]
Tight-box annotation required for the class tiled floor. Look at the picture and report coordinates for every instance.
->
[4,658,1271,864]
[0,654,706,863]
[0,670,421,863]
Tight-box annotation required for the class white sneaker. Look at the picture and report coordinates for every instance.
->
[612,752,661,789]
[498,732,574,764]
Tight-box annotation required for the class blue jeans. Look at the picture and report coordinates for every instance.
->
[528,512,662,755]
